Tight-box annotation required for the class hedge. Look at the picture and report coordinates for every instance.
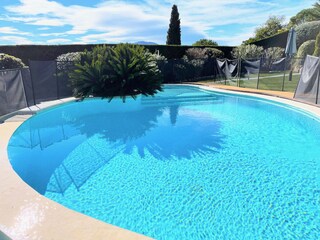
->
[0,44,234,65]
[252,31,289,49]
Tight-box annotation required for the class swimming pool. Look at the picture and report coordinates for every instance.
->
[8,85,320,239]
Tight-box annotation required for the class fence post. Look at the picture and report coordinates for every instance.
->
[281,57,287,91]
[55,61,60,100]
[224,58,227,85]
[237,58,241,87]
[316,67,320,104]
[256,57,262,89]
[19,68,29,108]
[28,60,37,106]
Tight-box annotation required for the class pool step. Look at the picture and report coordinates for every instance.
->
[141,94,222,106]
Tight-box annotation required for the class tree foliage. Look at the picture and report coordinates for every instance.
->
[192,39,218,46]
[69,44,163,101]
[255,16,286,40]
[288,8,320,28]
[166,5,181,45]
[231,44,264,59]
[243,16,286,44]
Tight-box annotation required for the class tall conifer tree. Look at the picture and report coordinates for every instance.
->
[166,5,181,45]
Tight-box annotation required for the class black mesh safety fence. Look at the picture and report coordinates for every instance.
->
[158,58,226,83]
[56,61,75,98]
[157,57,303,93]
[29,60,74,103]
[217,59,239,80]
[0,57,315,119]
[0,61,75,120]
[0,68,28,116]
[21,67,34,106]
[29,60,58,103]
[294,55,320,105]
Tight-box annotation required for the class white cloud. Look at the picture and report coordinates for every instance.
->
[2,0,316,45]
[80,31,160,44]
[0,27,31,36]
[46,38,71,44]
[40,32,66,37]
[0,36,33,45]
[213,27,256,46]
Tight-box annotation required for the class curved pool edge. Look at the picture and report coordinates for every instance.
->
[195,84,320,119]
[1,85,320,239]
[0,109,151,240]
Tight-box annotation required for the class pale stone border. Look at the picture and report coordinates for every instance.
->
[0,85,319,240]
[0,99,151,240]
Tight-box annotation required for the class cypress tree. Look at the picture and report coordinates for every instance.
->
[166,5,181,45]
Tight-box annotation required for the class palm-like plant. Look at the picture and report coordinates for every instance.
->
[69,44,163,101]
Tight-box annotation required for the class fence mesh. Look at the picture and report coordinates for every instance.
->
[0,57,315,119]
[0,68,28,116]
[158,57,304,93]
[0,61,75,120]
[294,55,320,105]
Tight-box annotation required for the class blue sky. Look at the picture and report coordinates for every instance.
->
[0,0,315,46]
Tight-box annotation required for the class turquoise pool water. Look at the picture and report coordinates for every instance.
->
[8,85,320,239]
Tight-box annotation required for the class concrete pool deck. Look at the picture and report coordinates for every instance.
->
[0,85,320,239]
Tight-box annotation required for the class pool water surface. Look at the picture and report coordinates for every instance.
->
[8,85,320,239]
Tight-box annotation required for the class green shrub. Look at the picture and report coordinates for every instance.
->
[313,31,320,56]
[205,48,224,58]
[56,52,82,71]
[295,21,320,47]
[264,47,285,59]
[0,53,25,69]
[294,40,316,69]
[177,47,224,82]
[176,58,204,81]
[184,48,207,59]
[69,44,163,101]
[148,51,167,61]
[231,44,264,59]
[56,52,81,62]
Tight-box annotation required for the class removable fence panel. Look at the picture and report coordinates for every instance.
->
[294,55,320,105]
[29,60,59,103]
[0,61,74,119]
[0,69,28,116]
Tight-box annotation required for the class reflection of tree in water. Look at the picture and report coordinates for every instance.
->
[126,107,224,160]
[74,104,224,160]
[170,105,179,125]
[9,92,225,195]
[74,106,164,141]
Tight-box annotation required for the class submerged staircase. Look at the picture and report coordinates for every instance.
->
[141,93,224,107]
